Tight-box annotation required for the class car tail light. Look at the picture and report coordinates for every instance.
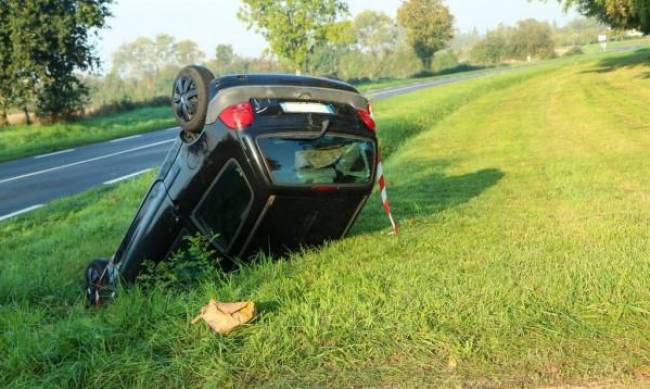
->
[312,185,339,193]
[356,105,375,131]
[219,101,254,130]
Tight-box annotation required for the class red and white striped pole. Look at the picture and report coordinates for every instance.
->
[376,152,399,235]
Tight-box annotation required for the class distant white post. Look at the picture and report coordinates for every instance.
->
[598,34,608,51]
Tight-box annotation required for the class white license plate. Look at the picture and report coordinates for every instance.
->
[280,102,334,114]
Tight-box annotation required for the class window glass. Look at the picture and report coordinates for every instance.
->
[194,161,252,250]
[258,135,375,185]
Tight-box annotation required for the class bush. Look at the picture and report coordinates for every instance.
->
[410,63,485,79]
[563,46,585,57]
[137,234,223,291]
[88,96,170,118]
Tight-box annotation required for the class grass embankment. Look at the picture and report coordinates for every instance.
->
[0,106,176,162]
[2,49,650,387]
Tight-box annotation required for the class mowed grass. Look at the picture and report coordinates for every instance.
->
[1,50,650,387]
[0,106,176,162]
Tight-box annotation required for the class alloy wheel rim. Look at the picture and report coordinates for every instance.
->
[172,75,198,121]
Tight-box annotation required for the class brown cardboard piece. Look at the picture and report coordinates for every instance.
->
[192,299,256,335]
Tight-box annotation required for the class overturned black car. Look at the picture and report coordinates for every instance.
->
[86,66,384,304]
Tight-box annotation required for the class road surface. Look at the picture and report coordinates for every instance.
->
[0,70,500,221]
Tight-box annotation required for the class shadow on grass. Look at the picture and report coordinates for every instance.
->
[351,160,505,235]
[583,48,650,78]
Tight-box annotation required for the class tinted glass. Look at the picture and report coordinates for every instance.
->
[194,161,253,250]
[258,135,375,185]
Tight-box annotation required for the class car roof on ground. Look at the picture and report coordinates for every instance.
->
[215,73,359,94]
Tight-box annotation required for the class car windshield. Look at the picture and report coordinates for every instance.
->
[258,134,375,185]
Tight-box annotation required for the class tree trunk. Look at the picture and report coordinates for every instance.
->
[419,55,432,71]
[0,107,8,127]
[23,106,31,125]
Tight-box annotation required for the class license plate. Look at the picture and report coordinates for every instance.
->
[280,102,334,114]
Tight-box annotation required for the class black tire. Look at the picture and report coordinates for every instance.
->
[171,65,214,133]
[85,258,117,306]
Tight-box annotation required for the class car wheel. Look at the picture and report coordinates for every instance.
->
[85,258,117,306]
[171,65,215,134]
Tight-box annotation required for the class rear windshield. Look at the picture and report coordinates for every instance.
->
[258,134,375,185]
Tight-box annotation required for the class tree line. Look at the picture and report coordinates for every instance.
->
[0,0,648,126]
[0,0,112,125]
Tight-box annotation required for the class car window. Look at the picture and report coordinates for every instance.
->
[258,134,375,185]
[193,160,253,251]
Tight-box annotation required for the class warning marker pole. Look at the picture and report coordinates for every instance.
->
[376,153,399,235]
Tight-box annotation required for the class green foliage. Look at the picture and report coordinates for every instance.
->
[563,46,585,56]
[553,17,608,47]
[470,20,556,64]
[111,34,205,79]
[138,235,223,291]
[352,11,399,78]
[238,0,349,73]
[397,0,455,69]
[510,19,557,60]
[559,0,650,34]
[92,34,207,109]
[3,0,112,121]
[0,1,11,126]
[214,44,235,72]
[470,25,514,64]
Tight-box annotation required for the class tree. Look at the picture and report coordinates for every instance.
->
[554,17,608,47]
[0,0,12,126]
[470,19,556,65]
[509,19,556,60]
[470,25,514,64]
[397,0,454,70]
[214,44,235,72]
[353,11,399,78]
[112,35,181,79]
[238,0,349,73]
[174,40,205,65]
[354,11,398,57]
[6,0,112,121]
[557,0,650,34]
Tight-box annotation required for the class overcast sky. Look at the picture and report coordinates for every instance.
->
[95,0,578,72]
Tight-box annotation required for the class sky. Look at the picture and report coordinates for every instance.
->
[95,0,579,72]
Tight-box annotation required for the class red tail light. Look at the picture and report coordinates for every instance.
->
[312,185,339,193]
[356,105,375,131]
[219,101,254,130]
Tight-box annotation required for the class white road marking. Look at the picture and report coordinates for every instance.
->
[0,204,44,222]
[109,134,142,143]
[0,139,175,185]
[33,148,75,159]
[103,169,152,185]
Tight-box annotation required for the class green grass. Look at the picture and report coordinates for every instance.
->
[2,49,650,387]
[0,106,176,162]
[581,36,650,54]
[355,66,494,93]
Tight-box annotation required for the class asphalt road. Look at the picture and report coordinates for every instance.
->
[0,69,501,221]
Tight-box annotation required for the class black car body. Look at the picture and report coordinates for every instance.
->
[112,73,379,282]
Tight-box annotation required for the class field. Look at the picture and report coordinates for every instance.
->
[1,49,649,387]
[0,106,176,163]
